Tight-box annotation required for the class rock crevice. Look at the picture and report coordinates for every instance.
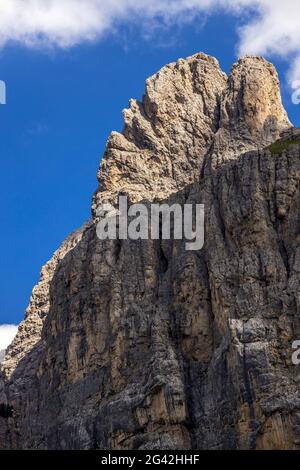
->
[1,52,299,450]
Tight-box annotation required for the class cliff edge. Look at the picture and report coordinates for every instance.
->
[1,53,300,450]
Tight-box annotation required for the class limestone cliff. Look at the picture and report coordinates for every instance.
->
[1,53,300,450]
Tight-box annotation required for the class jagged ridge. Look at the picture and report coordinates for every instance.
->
[1,53,299,450]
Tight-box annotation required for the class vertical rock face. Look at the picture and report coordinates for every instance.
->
[204,56,291,173]
[93,53,228,209]
[1,53,299,450]
[93,54,290,210]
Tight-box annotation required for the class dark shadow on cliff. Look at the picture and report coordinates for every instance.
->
[4,133,300,449]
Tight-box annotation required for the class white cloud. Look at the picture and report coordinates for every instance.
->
[230,0,300,83]
[0,324,18,351]
[0,1,300,82]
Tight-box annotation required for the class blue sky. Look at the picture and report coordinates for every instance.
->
[0,3,299,328]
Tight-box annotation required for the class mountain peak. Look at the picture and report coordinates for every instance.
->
[1,53,299,451]
[93,52,291,211]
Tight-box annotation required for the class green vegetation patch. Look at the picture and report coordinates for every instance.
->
[268,139,300,154]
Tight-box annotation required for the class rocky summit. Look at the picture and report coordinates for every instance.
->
[1,52,300,450]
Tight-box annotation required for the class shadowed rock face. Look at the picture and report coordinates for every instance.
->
[1,53,300,450]
[92,53,290,210]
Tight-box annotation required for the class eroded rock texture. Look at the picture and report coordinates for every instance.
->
[1,53,300,450]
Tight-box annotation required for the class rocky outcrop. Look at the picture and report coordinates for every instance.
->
[92,54,290,211]
[1,53,300,450]
[2,222,91,382]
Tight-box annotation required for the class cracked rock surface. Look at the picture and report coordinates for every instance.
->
[1,53,300,450]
